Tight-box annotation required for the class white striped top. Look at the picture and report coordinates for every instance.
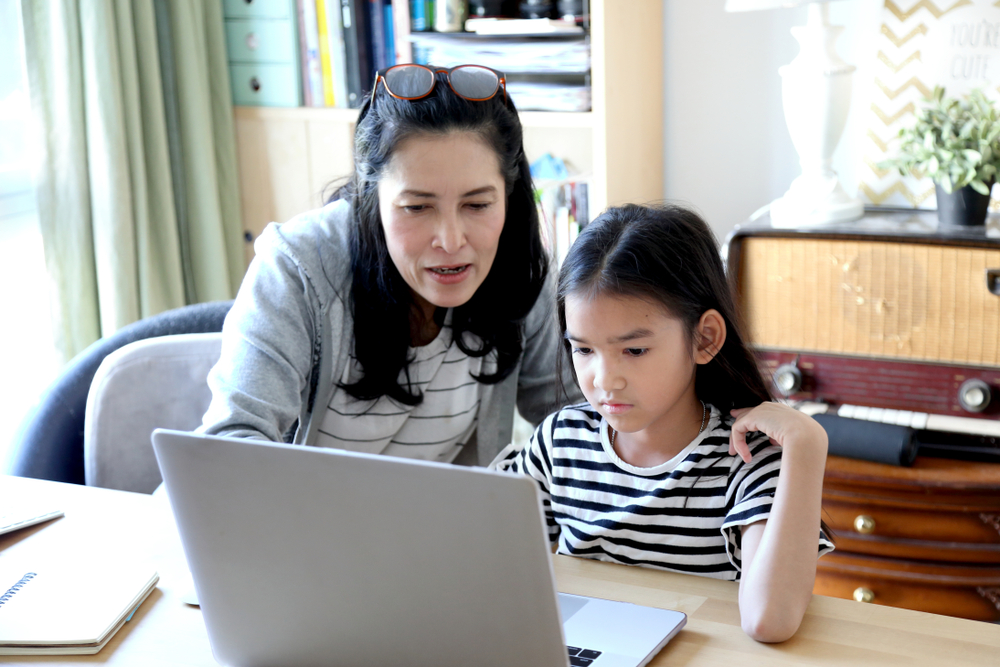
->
[493,403,834,580]
[315,317,483,462]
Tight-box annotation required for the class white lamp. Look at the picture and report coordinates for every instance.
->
[726,0,863,227]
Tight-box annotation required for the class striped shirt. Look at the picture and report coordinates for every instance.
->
[315,315,483,462]
[493,403,834,580]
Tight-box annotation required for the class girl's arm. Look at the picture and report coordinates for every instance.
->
[491,413,561,545]
[729,402,829,643]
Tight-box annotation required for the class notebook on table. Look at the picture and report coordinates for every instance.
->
[0,505,63,536]
[152,429,687,667]
[0,556,158,655]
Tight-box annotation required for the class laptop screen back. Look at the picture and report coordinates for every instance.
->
[153,429,570,667]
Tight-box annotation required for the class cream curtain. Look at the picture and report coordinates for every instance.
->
[20,0,244,362]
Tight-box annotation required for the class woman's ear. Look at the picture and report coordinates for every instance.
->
[693,309,727,365]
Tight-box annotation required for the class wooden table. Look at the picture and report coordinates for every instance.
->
[2,475,999,666]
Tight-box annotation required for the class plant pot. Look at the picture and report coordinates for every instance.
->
[934,181,993,227]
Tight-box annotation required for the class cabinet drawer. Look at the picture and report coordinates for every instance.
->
[823,498,1000,563]
[229,63,301,107]
[222,0,292,19]
[815,551,1000,621]
[225,19,297,64]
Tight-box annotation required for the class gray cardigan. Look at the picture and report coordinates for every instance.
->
[201,200,580,465]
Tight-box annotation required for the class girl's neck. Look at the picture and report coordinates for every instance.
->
[611,392,708,468]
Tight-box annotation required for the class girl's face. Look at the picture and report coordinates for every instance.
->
[564,292,721,445]
[378,131,506,318]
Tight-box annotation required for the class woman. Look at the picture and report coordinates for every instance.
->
[201,64,579,465]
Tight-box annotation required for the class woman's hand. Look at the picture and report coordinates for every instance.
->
[728,402,828,464]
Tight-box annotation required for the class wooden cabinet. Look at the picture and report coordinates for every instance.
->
[231,0,664,267]
[816,455,1000,621]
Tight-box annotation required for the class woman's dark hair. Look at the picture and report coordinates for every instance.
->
[556,203,772,413]
[331,74,548,405]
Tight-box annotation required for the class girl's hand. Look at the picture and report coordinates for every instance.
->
[729,402,828,464]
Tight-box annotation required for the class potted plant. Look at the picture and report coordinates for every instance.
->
[879,86,1000,226]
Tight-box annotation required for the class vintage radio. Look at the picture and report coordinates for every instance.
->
[725,208,1000,622]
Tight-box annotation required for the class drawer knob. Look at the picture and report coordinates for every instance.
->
[853,587,875,603]
[250,76,261,93]
[853,515,875,534]
[245,32,259,50]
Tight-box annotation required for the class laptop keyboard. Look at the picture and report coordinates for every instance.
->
[567,646,602,666]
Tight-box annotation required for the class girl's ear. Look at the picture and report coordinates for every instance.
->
[693,309,727,365]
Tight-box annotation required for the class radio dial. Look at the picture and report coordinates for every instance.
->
[958,379,992,413]
[773,364,803,397]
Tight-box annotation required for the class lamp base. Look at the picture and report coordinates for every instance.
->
[769,173,864,228]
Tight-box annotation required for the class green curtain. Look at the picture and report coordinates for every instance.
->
[20,0,244,363]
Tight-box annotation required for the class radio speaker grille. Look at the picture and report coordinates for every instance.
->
[739,238,1000,368]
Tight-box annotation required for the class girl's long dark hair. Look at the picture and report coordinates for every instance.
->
[331,74,547,406]
[557,203,772,413]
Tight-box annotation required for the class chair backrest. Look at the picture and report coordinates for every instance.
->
[84,333,223,494]
[8,300,233,484]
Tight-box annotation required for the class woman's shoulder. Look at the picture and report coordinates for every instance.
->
[255,199,354,292]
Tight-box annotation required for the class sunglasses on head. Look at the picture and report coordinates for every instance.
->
[368,64,508,107]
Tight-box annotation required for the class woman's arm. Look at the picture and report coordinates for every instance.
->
[729,403,829,643]
[200,224,321,442]
[516,277,584,424]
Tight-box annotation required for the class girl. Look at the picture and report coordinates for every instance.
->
[494,204,833,643]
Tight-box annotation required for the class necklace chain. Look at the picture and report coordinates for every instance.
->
[610,401,707,449]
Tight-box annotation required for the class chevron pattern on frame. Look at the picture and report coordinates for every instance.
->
[858,0,1000,210]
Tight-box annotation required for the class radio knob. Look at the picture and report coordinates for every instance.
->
[773,364,803,397]
[958,379,992,413]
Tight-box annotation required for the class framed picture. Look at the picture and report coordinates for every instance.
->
[857,0,1000,209]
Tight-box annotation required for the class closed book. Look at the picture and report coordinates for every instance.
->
[341,0,364,107]
[325,0,349,107]
[0,557,158,655]
[384,0,396,66]
[393,0,412,63]
[315,0,337,105]
[368,0,388,72]
[355,0,375,99]
[299,0,325,106]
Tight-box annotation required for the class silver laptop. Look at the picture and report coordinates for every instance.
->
[152,429,686,667]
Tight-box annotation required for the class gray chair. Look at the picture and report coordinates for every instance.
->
[83,333,223,493]
[8,300,233,486]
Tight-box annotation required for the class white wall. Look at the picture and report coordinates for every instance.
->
[663,0,882,241]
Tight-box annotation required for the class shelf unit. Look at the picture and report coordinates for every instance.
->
[232,0,664,265]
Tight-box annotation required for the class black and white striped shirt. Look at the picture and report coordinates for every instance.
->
[494,403,834,580]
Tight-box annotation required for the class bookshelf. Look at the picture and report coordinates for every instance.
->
[232,0,663,266]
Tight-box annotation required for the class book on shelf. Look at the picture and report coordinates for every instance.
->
[536,178,590,266]
[464,17,584,35]
[393,0,413,63]
[325,0,349,106]
[297,0,325,106]
[341,0,367,106]
[315,0,338,106]
[290,1,592,110]
[384,0,397,67]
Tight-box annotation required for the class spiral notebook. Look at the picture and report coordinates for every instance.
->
[0,556,158,655]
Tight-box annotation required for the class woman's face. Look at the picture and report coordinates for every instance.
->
[378,131,506,316]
